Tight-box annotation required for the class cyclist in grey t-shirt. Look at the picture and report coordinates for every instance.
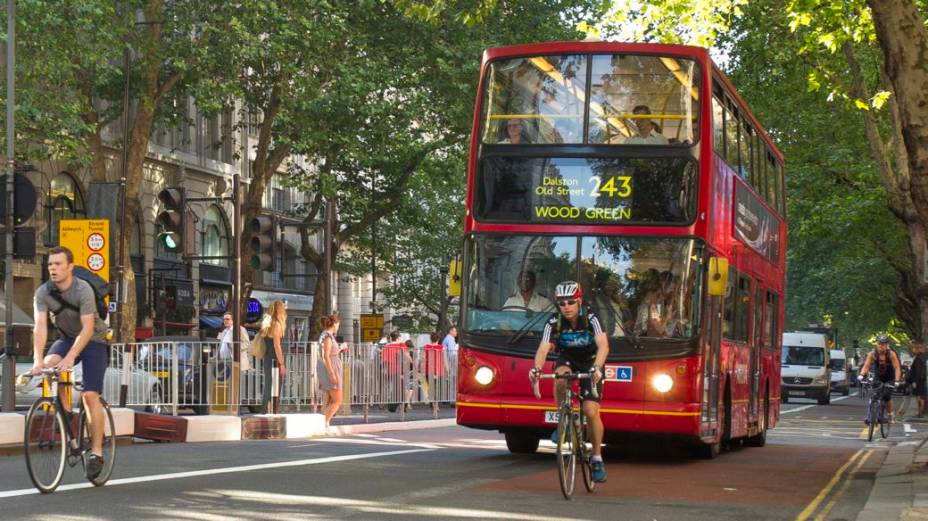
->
[31,246,109,479]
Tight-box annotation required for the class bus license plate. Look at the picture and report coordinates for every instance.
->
[544,411,560,423]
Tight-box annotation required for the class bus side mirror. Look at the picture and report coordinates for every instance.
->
[708,257,729,296]
[448,258,462,297]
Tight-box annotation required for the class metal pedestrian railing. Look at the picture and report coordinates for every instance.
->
[105,340,457,418]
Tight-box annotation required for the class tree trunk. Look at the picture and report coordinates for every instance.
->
[867,0,928,341]
[867,0,928,243]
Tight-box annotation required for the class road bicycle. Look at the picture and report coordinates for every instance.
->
[531,371,598,500]
[24,368,116,493]
[862,378,892,442]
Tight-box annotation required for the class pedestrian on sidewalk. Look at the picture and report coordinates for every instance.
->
[908,341,927,417]
[263,300,288,413]
[217,312,250,367]
[382,331,413,412]
[442,325,458,361]
[423,332,448,417]
[318,314,343,429]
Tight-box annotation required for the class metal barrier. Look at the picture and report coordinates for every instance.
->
[106,340,457,418]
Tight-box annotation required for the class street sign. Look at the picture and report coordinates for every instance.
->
[361,328,382,342]
[360,314,384,329]
[392,314,413,329]
[59,219,110,282]
[605,365,633,382]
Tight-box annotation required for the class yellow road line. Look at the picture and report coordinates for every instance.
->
[795,449,865,521]
[858,426,869,439]
[813,450,871,521]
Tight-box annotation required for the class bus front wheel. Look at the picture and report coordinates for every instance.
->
[504,431,540,454]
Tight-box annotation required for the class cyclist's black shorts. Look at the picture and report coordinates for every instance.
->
[554,355,602,404]
[877,381,894,402]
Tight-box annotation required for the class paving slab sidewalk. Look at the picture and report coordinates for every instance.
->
[859,417,928,521]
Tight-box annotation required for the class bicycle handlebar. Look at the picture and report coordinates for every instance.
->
[530,371,599,400]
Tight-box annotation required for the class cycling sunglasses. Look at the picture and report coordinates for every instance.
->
[557,299,577,307]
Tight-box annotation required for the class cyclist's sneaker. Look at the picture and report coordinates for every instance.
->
[591,460,607,482]
[550,429,559,444]
[85,453,104,480]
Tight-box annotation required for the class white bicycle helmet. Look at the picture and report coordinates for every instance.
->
[554,280,583,300]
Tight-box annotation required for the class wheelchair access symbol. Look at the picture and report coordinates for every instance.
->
[605,365,633,382]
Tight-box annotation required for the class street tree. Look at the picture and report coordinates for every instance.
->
[199,0,602,336]
[6,0,218,342]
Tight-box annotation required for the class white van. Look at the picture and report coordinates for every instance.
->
[829,349,849,396]
[781,332,832,405]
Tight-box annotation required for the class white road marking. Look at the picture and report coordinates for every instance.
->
[781,392,858,415]
[186,489,597,521]
[0,448,433,499]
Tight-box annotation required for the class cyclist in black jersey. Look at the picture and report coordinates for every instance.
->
[530,280,610,482]
[858,334,903,421]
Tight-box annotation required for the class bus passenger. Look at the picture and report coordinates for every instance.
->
[500,118,529,144]
[623,105,669,145]
[635,270,677,337]
[503,270,553,313]
[589,273,628,337]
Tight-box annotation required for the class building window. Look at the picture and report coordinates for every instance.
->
[200,205,229,267]
[47,172,86,246]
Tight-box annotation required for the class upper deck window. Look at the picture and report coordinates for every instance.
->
[481,54,588,144]
[481,53,700,146]
[588,55,699,145]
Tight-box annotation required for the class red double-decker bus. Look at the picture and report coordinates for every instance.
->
[455,41,786,458]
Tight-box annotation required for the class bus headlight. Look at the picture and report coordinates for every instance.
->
[652,373,674,393]
[475,366,495,386]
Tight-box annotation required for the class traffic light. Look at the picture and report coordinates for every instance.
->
[249,214,277,271]
[156,187,186,253]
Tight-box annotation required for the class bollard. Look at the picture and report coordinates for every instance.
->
[119,348,131,407]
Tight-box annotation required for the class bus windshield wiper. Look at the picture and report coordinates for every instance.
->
[508,310,551,345]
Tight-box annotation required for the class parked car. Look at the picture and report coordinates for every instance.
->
[13,360,163,413]
[137,335,212,415]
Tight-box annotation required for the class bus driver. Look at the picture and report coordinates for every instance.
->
[530,281,610,482]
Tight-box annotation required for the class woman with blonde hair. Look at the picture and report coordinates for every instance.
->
[317,313,343,428]
[262,300,287,413]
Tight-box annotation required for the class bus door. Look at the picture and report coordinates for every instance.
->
[702,292,722,432]
[750,284,764,419]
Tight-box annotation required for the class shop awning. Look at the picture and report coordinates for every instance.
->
[199,314,224,330]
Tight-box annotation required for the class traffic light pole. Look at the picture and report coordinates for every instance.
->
[232,175,242,351]
[2,0,15,412]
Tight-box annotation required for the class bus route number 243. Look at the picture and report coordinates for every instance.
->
[590,175,632,199]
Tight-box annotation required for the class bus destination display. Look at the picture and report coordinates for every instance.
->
[477,156,695,225]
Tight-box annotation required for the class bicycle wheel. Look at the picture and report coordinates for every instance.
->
[79,398,117,486]
[579,414,595,493]
[867,399,878,442]
[556,407,577,500]
[24,398,68,494]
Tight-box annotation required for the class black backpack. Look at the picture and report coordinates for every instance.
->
[46,266,109,321]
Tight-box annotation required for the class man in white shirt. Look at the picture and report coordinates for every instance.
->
[503,270,554,313]
[217,312,249,361]
[623,105,669,145]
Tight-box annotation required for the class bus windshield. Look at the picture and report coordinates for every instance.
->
[464,235,704,342]
[481,54,700,145]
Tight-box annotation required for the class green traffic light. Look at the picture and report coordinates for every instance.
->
[158,232,179,251]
